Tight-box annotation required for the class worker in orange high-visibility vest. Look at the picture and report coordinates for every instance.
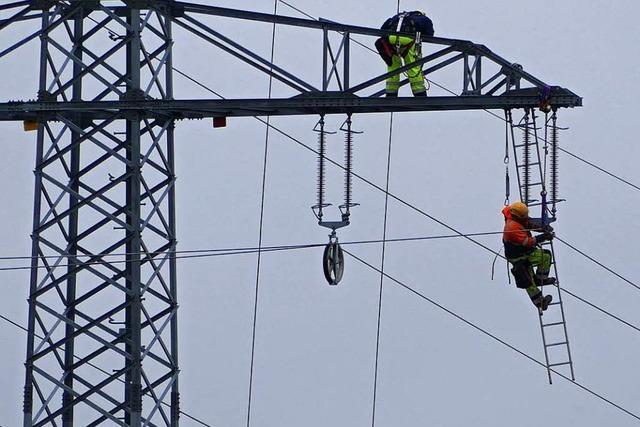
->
[502,201,555,311]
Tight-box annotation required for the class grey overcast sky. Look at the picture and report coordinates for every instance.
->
[1,0,640,426]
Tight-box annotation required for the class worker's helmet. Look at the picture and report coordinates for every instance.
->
[509,201,529,219]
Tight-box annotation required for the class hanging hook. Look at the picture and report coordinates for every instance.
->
[503,110,511,206]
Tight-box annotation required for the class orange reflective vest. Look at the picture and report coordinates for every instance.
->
[502,206,536,259]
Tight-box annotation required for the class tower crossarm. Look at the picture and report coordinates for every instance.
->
[1,1,582,122]
[0,87,581,122]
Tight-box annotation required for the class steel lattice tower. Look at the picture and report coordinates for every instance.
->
[0,1,583,425]
[22,2,179,425]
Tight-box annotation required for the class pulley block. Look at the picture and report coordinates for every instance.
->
[322,237,344,286]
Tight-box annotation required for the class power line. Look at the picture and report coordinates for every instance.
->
[371,111,394,427]
[3,235,640,424]
[343,248,640,423]
[556,237,640,292]
[3,233,639,339]
[247,2,278,426]
[0,243,322,272]
[0,230,545,270]
[0,228,556,263]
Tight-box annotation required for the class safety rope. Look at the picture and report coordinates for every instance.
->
[247,2,278,426]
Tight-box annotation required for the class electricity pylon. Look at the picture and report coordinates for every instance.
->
[0,1,581,425]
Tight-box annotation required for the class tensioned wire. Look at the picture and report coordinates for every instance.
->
[247,1,278,426]
[0,230,506,262]
[2,231,639,335]
[2,256,638,425]
[372,2,400,425]
[2,236,639,424]
[344,248,640,423]
[371,111,392,427]
[2,235,640,425]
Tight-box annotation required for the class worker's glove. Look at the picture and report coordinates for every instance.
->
[534,233,551,244]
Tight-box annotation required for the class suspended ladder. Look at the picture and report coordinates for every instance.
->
[505,108,575,383]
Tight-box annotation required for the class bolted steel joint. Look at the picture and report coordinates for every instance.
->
[37,90,56,102]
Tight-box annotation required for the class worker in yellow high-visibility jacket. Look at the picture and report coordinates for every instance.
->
[376,11,434,97]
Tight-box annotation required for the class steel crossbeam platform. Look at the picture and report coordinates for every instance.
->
[0,88,581,121]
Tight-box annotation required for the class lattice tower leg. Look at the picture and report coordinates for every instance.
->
[22,4,179,426]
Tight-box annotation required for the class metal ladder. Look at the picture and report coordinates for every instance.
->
[507,109,575,384]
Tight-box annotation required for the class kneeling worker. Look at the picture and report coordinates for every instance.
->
[502,201,555,311]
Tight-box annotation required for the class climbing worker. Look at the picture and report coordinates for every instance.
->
[502,201,556,311]
[374,10,434,97]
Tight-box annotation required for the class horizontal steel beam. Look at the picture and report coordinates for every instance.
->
[172,1,461,45]
[0,89,582,121]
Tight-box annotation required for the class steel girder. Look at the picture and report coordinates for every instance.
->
[19,3,179,426]
[0,88,581,121]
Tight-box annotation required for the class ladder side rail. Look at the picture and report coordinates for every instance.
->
[508,110,525,202]
[547,241,576,380]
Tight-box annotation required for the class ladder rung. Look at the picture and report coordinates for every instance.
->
[518,162,540,167]
[548,361,572,368]
[542,321,565,328]
[513,143,537,148]
[546,341,568,348]
[548,301,562,306]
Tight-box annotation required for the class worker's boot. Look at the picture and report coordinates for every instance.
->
[534,273,556,286]
[386,92,398,98]
[413,91,427,97]
[531,292,553,312]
